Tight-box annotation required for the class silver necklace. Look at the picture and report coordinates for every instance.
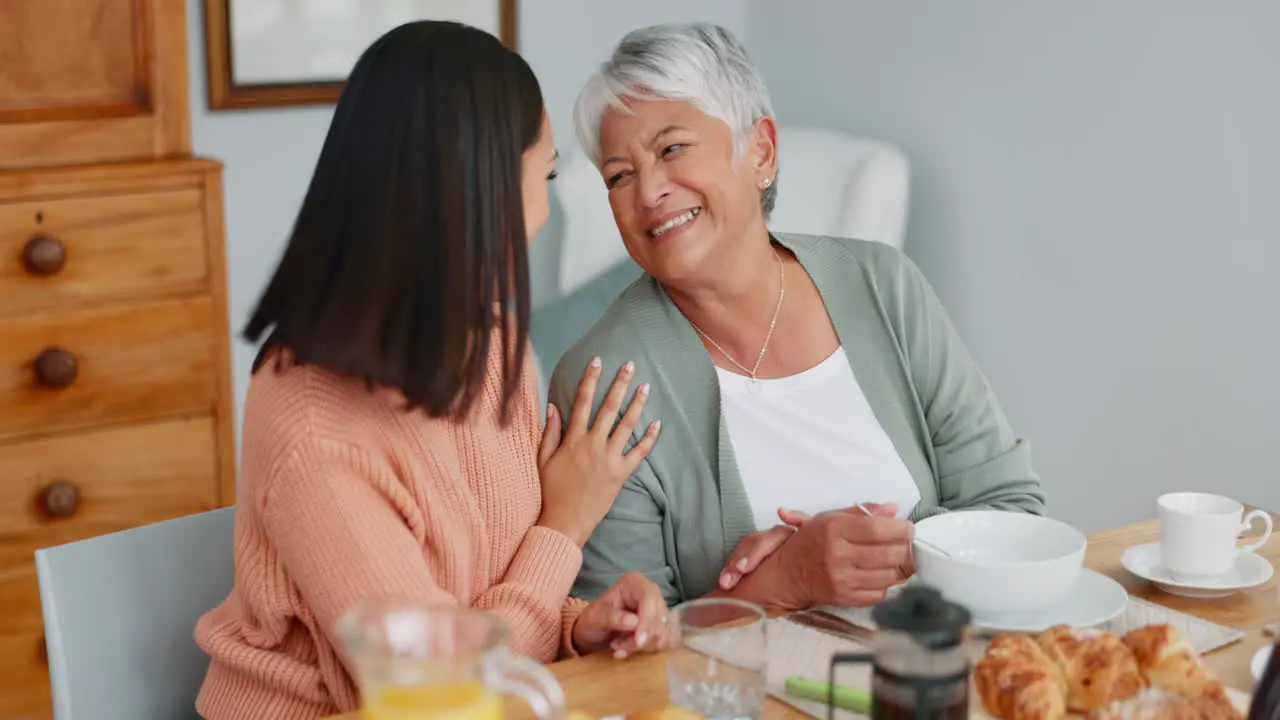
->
[688,247,786,383]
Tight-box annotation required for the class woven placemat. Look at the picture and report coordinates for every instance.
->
[679,618,872,720]
[754,615,1250,720]
[1099,594,1245,653]
[821,592,1245,655]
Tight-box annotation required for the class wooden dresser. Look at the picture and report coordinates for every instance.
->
[0,1,236,716]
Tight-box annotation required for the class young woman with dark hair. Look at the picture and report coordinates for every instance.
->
[193,21,664,719]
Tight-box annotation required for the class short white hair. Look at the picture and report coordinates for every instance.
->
[573,22,778,214]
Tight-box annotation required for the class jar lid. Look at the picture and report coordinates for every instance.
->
[871,584,971,649]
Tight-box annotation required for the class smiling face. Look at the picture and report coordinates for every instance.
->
[597,98,777,286]
[521,113,559,242]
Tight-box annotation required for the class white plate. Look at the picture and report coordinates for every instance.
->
[968,569,1128,632]
[1120,541,1274,598]
[1255,644,1274,684]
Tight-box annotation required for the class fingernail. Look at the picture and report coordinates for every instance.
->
[547,404,557,418]
[623,360,635,373]
[719,572,733,588]
[614,648,628,659]
[650,420,661,433]
[639,383,651,395]
[591,356,602,368]
[637,631,648,646]
[737,557,749,571]
[622,614,639,629]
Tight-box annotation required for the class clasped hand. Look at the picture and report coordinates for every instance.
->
[571,572,668,659]
[720,503,916,608]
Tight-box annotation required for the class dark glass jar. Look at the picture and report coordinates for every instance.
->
[829,585,972,720]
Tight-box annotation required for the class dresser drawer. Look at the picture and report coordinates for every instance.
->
[0,188,209,316]
[0,568,49,718]
[0,297,217,441]
[0,415,221,717]
[0,414,222,569]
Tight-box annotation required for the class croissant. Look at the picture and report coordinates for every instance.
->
[1121,624,1226,700]
[974,633,1069,720]
[1086,686,1242,720]
[1037,625,1147,712]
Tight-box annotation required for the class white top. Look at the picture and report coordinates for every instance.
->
[716,347,922,530]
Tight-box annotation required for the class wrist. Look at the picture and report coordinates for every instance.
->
[537,514,591,547]
[770,545,811,610]
[569,609,599,655]
[724,551,807,611]
[569,611,584,654]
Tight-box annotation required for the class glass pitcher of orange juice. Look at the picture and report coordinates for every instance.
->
[336,599,566,720]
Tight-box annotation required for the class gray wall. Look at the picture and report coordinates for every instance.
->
[185,0,1277,532]
[747,0,1280,531]
[184,0,747,453]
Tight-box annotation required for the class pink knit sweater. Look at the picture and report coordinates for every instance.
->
[194,336,587,719]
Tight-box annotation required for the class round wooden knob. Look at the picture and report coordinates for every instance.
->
[39,481,80,518]
[33,346,78,388]
[22,234,66,275]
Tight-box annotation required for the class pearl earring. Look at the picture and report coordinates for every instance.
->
[762,177,772,189]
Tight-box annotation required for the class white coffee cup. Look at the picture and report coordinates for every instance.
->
[1158,492,1273,578]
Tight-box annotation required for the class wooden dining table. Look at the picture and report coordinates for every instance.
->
[327,510,1279,719]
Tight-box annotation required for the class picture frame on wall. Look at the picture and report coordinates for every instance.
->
[203,0,517,110]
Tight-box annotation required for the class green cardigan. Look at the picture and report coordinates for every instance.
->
[547,233,1046,605]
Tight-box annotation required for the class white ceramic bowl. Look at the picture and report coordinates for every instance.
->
[912,511,1087,617]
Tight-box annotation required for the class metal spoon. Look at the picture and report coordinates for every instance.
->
[912,536,953,558]
[854,503,953,558]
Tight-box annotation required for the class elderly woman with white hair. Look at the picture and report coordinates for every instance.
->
[547,22,1046,611]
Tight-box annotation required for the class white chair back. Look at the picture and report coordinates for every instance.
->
[767,126,910,249]
[35,507,237,719]
[555,149,624,297]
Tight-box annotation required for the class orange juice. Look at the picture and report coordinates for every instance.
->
[364,681,503,720]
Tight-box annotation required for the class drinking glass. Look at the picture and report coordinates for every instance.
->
[665,598,768,720]
[335,599,565,720]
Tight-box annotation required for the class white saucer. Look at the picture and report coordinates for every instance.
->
[970,569,1128,632]
[1255,644,1274,684]
[1120,542,1274,598]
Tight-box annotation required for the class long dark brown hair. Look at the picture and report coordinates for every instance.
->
[244,21,545,423]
